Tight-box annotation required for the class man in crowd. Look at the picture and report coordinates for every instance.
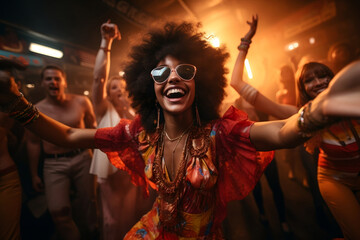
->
[27,65,98,239]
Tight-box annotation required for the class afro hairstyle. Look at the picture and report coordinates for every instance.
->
[124,22,229,132]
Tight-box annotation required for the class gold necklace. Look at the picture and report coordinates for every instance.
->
[164,124,192,178]
[164,124,192,142]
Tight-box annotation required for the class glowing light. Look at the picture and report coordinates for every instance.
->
[245,59,253,79]
[206,35,220,48]
[29,43,63,59]
[119,71,125,77]
[286,41,299,51]
[210,36,220,48]
[26,83,35,88]
[309,37,315,44]
[83,90,89,96]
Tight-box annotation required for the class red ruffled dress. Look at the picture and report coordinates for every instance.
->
[95,106,273,239]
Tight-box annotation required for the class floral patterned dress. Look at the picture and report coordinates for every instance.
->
[95,106,273,239]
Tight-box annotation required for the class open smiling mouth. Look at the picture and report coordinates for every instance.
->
[49,86,59,91]
[165,88,186,99]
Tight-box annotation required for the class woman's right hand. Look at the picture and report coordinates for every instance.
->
[101,20,121,41]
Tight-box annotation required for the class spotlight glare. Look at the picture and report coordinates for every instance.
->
[29,43,63,59]
[245,59,253,79]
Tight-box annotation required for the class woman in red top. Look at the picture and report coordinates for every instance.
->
[0,20,359,239]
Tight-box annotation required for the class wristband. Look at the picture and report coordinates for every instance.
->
[100,47,110,52]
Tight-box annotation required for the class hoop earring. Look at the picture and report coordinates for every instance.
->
[195,104,201,126]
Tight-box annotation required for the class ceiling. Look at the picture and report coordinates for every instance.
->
[1,0,315,52]
[2,0,359,104]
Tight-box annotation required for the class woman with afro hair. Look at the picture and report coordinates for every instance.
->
[0,17,359,239]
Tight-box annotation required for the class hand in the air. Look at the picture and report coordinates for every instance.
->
[243,15,258,41]
[101,19,121,41]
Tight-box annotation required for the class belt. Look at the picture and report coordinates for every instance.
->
[44,149,84,159]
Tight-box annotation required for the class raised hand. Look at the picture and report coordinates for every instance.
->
[243,15,258,42]
[0,70,21,109]
[101,19,121,41]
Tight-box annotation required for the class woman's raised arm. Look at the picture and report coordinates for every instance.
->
[230,15,298,119]
[92,20,121,119]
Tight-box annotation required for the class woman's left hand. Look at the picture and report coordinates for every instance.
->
[243,14,258,41]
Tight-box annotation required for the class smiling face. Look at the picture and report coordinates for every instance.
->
[296,62,334,106]
[107,78,127,107]
[41,68,67,99]
[154,55,195,118]
[302,72,330,99]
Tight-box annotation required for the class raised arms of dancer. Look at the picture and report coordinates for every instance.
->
[92,20,121,119]
[230,15,298,119]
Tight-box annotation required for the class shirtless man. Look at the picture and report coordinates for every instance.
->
[27,65,98,240]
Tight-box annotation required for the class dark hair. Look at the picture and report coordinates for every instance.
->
[40,65,66,80]
[124,22,229,132]
[296,62,334,107]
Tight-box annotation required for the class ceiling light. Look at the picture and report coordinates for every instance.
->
[29,43,63,59]
[286,42,299,51]
[309,37,315,44]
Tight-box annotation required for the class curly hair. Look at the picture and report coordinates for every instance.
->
[296,62,334,107]
[124,22,229,132]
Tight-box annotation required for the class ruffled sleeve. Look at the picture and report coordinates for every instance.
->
[94,116,151,197]
[213,106,274,227]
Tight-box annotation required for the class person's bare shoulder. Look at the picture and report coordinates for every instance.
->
[69,93,92,107]
[35,98,51,112]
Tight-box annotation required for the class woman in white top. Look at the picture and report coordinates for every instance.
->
[90,21,155,239]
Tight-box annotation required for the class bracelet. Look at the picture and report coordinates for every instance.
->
[0,92,24,113]
[238,44,249,52]
[237,38,252,52]
[100,47,110,52]
[9,102,40,126]
[297,101,331,137]
[297,105,313,138]
[241,38,252,44]
[239,83,258,105]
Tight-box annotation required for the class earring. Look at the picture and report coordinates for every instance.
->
[195,105,201,126]
[156,103,160,129]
